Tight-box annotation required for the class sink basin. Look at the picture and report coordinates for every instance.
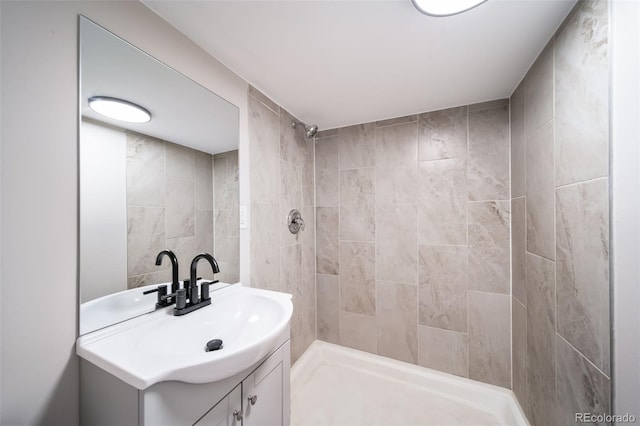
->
[76,284,293,389]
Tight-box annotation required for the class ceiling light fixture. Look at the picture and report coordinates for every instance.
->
[412,0,488,16]
[88,96,151,123]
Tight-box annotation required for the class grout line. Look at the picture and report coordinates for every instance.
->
[467,289,511,297]
[554,176,609,191]
[525,249,555,264]
[466,105,471,379]
[556,332,611,380]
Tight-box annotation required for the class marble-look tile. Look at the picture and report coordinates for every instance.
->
[376,204,417,284]
[282,244,303,324]
[340,168,375,241]
[301,206,316,278]
[214,208,237,238]
[195,151,213,210]
[214,155,227,188]
[555,0,609,186]
[418,106,467,161]
[303,275,316,350]
[468,99,509,112]
[418,326,468,377]
[281,109,306,166]
[291,318,304,365]
[376,165,418,205]
[377,281,418,364]
[127,268,171,290]
[127,206,165,276]
[512,197,526,305]
[195,209,214,254]
[281,161,302,246]
[418,245,467,333]
[526,253,556,426]
[225,150,239,183]
[165,142,195,181]
[315,128,339,139]
[468,291,511,388]
[215,236,239,283]
[316,206,339,275]
[512,297,527,413]
[526,121,555,260]
[339,123,376,169]
[317,274,340,344]
[340,241,375,316]
[250,203,280,291]
[375,114,417,128]
[315,167,339,206]
[165,178,195,239]
[375,122,418,168]
[556,178,610,373]
[249,95,280,204]
[418,158,467,245]
[556,334,611,426]
[340,311,376,353]
[165,236,199,280]
[525,43,554,137]
[467,106,509,201]
[302,164,314,206]
[468,201,510,294]
[248,85,279,114]
[511,82,526,198]
[126,133,164,207]
[315,135,339,169]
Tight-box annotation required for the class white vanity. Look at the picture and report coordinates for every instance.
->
[77,284,293,426]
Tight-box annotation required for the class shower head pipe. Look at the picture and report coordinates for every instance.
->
[291,120,318,138]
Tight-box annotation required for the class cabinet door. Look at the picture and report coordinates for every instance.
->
[242,356,283,426]
[195,384,242,426]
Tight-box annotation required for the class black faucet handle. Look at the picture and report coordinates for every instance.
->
[143,285,169,308]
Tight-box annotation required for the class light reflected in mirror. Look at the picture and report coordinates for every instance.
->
[79,16,240,335]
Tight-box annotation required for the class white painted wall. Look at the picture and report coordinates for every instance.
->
[0,2,250,424]
[80,120,127,303]
[611,0,640,421]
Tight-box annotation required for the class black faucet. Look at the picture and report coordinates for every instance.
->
[155,249,180,293]
[173,253,220,316]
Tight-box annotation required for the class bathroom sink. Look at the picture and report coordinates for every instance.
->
[76,284,293,389]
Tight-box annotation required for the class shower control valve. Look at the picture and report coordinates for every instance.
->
[287,209,305,234]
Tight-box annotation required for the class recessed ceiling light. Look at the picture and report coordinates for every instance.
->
[412,0,488,16]
[88,96,151,123]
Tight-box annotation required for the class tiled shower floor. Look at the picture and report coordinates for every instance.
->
[290,341,528,426]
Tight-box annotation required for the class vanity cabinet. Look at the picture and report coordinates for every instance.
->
[80,338,291,426]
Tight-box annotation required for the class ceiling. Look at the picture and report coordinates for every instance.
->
[143,0,577,130]
[81,16,239,154]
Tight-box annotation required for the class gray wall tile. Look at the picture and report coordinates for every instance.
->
[468,291,511,388]
[303,275,317,350]
[376,165,418,205]
[375,122,418,168]
[249,95,280,205]
[511,83,526,198]
[281,160,303,246]
[376,204,417,284]
[525,44,554,137]
[340,311,376,353]
[250,203,280,291]
[165,178,195,239]
[418,326,468,377]
[526,253,556,426]
[339,123,376,169]
[512,197,526,305]
[282,244,303,323]
[316,206,339,275]
[555,0,609,186]
[377,281,418,364]
[468,201,510,294]
[418,106,467,161]
[556,335,611,425]
[418,158,467,245]
[468,106,510,201]
[127,206,165,277]
[418,245,468,333]
[556,178,610,374]
[526,121,555,260]
[195,151,213,210]
[126,134,164,207]
[340,168,376,241]
[512,298,527,415]
[280,109,306,165]
[166,142,195,181]
[317,274,340,344]
[340,241,376,316]
[375,114,417,128]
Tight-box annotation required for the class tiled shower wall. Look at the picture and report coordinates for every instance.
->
[510,1,610,424]
[126,132,216,286]
[315,101,512,388]
[213,150,240,283]
[248,86,316,363]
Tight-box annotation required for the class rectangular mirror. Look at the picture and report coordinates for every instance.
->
[79,16,240,335]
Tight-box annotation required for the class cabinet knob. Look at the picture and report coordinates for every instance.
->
[248,394,258,405]
[233,409,243,422]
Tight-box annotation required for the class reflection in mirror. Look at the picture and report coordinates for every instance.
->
[79,17,240,335]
